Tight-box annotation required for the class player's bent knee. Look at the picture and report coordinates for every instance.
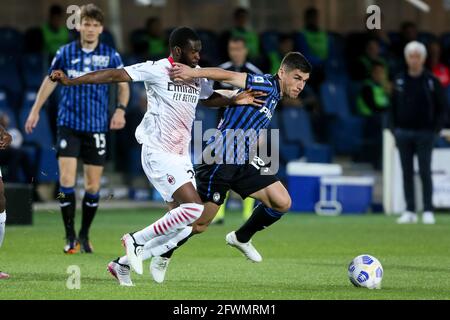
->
[272,195,291,213]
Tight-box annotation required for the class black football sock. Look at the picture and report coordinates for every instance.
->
[59,186,76,241]
[161,233,193,258]
[235,204,284,243]
[79,192,100,239]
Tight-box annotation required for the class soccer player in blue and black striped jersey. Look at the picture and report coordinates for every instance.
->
[141,52,312,282]
[24,4,130,254]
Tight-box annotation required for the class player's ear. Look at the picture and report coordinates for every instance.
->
[173,46,182,58]
[278,66,285,79]
[99,25,104,35]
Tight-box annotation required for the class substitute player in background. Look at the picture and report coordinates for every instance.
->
[25,4,130,254]
[142,52,312,283]
[0,124,12,279]
[51,27,265,285]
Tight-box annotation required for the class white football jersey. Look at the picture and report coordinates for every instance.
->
[124,58,214,155]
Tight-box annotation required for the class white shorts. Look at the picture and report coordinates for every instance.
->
[141,145,196,202]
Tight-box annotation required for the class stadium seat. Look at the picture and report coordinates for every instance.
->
[0,55,23,108]
[261,30,280,55]
[320,81,364,155]
[0,27,23,55]
[21,90,38,111]
[19,103,52,148]
[280,107,333,163]
[320,81,351,118]
[325,33,348,84]
[0,90,17,129]
[0,90,9,109]
[21,53,46,89]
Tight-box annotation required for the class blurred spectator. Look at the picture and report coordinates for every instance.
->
[301,7,329,61]
[393,21,418,60]
[298,7,328,91]
[145,17,167,60]
[0,113,37,185]
[41,5,69,57]
[222,7,261,62]
[267,33,294,75]
[354,38,389,81]
[356,62,391,169]
[366,14,391,58]
[427,40,450,88]
[356,62,391,117]
[391,41,447,225]
[213,36,262,91]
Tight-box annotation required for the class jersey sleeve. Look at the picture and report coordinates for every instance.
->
[48,46,66,75]
[109,51,124,69]
[199,77,214,99]
[245,73,274,93]
[123,61,161,83]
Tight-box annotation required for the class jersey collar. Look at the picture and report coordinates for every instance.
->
[273,74,282,99]
[167,56,175,66]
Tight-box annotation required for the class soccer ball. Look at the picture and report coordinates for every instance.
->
[348,254,383,289]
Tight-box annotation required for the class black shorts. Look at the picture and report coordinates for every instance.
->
[195,157,279,205]
[56,127,107,166]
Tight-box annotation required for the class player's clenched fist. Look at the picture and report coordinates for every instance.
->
[50,70,71,85]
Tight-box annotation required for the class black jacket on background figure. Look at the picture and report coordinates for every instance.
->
[389,70,448,213]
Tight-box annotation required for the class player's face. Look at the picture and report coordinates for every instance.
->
[180,40,202,68]
[280,68,310,98]
[228,40,247,66]
[79,18,103,44]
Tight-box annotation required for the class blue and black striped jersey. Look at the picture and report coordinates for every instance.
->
[206,73,282,164]
[49,41,124,132]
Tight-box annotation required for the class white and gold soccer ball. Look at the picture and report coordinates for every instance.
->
[348,254,383,289]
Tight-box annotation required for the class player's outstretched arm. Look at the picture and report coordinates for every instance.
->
[170,63,247,89]
[24,76,58,134]
[50,68,132,86]
[202,90,266,108]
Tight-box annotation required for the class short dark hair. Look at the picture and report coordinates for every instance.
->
[228,36,246,46]
[80,4,104,25]
[281,52,312,73]
[304,7,318,20]
[234,7,248,19]
[169,27,200,49]
[49,4,63,16]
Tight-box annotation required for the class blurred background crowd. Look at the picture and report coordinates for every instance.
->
[0,0,449,202]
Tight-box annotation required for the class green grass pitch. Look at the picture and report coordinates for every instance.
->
[1,208,449,300]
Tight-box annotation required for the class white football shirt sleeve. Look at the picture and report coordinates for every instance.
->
[199,77,214,99]
[124,61,162,83]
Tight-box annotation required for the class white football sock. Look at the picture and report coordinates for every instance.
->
[0,211,6,248]
[132,203,203,244]
[118,226,193,265]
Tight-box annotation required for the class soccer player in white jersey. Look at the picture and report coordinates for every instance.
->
[51,27,265,285]
[0,124,12,279]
